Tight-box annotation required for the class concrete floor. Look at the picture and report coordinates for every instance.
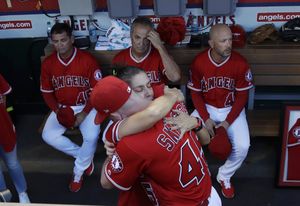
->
[2,114,300,206]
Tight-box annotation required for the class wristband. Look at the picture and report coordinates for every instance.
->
[194,117,203,132]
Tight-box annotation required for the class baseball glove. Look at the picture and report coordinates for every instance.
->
[56,106,76,129]
[248,24,279,44]
[208,127,232,160]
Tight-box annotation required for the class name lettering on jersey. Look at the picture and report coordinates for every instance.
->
[201,76,235,92]
[146,71,161,83]
[52,75,90,90]
[156,102,188,151]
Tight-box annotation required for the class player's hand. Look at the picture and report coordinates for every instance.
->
[164,86,185,102]
[164,110,196,139]
[205,118,216,137]
[74,111,87,127]
[216,120,230,130]
[104,140,116,158]
[196,127,211,146]
[147,30,163,50]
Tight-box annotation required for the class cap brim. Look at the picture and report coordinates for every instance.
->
[94,112,108,125]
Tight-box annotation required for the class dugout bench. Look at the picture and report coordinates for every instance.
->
[42,41,300,137]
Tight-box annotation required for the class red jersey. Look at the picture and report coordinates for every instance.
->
[0,74,16,152]
[287,119,300,180]
[187,48,253,108]
[112,47,168,85]
[40,48,102,106]
[104,87,212,205]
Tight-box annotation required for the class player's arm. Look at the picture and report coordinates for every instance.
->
[223,90,249,126]
[147,30,181,82]
[164,110,211,145]
[190,90,216,136]
[100,157,114,189]
[117,87,183,139]
[42,92,59,113]
[222,63,253,128]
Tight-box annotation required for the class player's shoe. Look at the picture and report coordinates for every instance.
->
[0,189,12,202]
[69,175,83,192]
[217,176,235,198]
[18,192,30,203]
[84,161,94,176]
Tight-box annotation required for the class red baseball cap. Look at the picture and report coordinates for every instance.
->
[208,127,232,160]
[90,76,132,125]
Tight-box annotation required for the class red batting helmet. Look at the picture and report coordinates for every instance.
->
[230,24,246,48]
[208,127,232,160]
[56,106,76,129]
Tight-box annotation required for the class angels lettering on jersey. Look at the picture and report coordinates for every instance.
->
[157,102,188,152]
[52,75,90,90]
[146,70,161,84]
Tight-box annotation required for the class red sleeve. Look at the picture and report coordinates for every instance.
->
[102,120,123,144]
[235,58,253,91]
[0,74,11,95]
[187,56,202,91]
[105,141,144,191]
[191,90,210,122]
[42,92,59,112]
[84,54,102,113]
[225,90,248,124]
[40,58,54,93]
[87,55,102,88]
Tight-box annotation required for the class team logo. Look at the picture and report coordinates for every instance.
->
[110,152,123,173]
[94,69,102,80]
[245,69,253,82]
[293,126,300,138]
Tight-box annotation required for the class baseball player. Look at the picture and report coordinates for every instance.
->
[40,23,102,192]
[112,16,181,85]
[99,66,210,205]
[0,74,30,203]
[188,24,253,198]
[91,76,221,206]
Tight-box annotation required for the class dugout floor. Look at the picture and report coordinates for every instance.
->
[1,114,300,206]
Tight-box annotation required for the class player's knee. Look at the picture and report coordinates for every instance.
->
[236,143,250,158]
[42,129,53,145]
[6,160,21,170]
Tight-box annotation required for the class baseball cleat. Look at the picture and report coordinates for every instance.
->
[69,175,83,192]
[84,161,94,176]
[19,192,30,203]
[217,176,235,199]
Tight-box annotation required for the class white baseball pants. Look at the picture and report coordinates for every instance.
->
[192,104,250,181]
[42,105,100,178]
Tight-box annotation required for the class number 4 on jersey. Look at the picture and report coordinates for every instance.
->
[179,139,205,188]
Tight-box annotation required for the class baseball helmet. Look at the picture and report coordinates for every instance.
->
[230,24,246,48]
[208,127,232,160]
[157,17,186,46]
[281,17,300,42]
[56,106,76,129]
